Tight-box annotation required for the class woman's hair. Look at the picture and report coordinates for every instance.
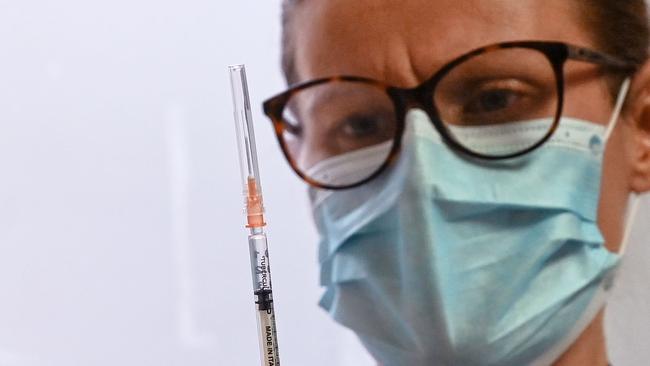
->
[280,0,649,87]
[580,1,649,68]
[280,0,303,85]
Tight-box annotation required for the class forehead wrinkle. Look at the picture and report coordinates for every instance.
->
[292,0,596,87]
[375,34,422,87]
[401,2,540,82]
[293,0,419,84]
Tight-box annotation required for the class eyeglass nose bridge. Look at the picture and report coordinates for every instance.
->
[388,85,426,107]
[387,85,435,120]
[387,85,442,137]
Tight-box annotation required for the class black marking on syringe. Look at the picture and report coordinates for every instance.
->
[254,289,274,311]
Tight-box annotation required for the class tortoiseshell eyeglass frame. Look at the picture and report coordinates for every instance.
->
[263,41,637,190]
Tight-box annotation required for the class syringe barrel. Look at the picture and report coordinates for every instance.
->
[248,230,280,366]
[248,230,273,303]
[256,306,280,366]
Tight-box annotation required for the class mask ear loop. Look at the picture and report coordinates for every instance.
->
[599,77,640,256]
[602,78,632,143]
[618,194,641,256]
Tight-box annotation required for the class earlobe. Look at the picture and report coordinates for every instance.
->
[629,123,650,192]
[628,61,650,193]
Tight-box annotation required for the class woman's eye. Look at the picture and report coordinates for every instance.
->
[281,108,303,137]
[283,119,302,136]
[464,88,520,115]
[340,115,386,138]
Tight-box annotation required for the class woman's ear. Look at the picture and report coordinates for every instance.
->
[627,60,650,193]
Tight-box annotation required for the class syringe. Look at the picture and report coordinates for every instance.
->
[229,64,281,366]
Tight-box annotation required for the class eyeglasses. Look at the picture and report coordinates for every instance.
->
[263,41,636,190]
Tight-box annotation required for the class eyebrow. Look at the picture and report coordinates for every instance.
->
[282,43,299,86]
[291,86,393,122]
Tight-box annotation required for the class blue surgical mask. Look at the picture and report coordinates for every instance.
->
[309,81,639,366]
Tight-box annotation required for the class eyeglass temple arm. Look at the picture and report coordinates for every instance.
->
[566,45,637,71]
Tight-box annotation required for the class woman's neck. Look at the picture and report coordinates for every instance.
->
[553,310,609,366]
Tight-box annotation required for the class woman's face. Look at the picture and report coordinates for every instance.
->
[289,0,644,250]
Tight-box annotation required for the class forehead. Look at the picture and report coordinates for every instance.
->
[291,0,594,86]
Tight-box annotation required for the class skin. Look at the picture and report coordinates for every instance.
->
[287,0,650,364]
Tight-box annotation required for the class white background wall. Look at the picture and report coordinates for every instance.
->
[0,1,646,365]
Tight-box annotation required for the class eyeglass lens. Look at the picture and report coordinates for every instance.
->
[280,47,560,188]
